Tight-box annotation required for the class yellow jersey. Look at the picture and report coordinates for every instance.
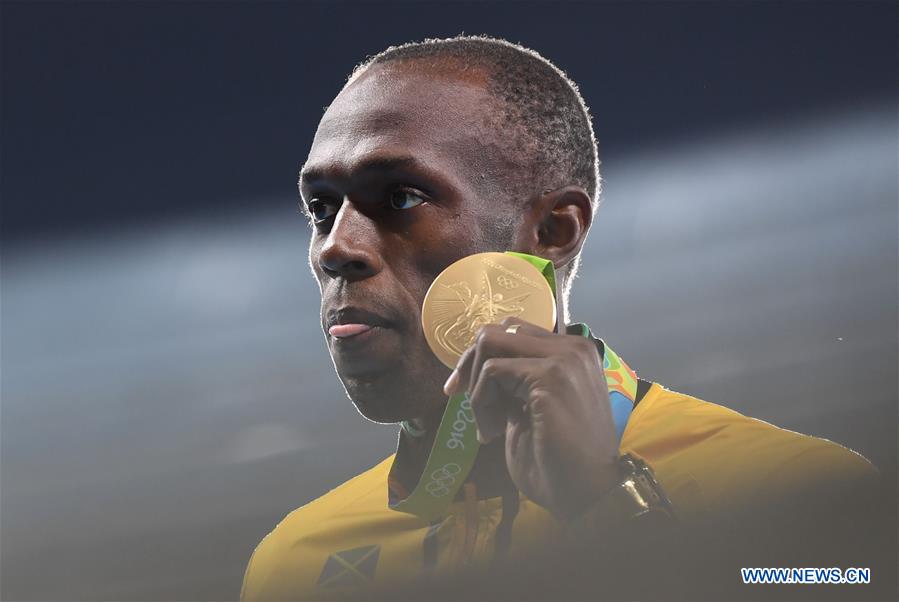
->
[240,381,876,601]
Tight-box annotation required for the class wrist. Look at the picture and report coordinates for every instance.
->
[563,454,675,540]
[554,456,621,520]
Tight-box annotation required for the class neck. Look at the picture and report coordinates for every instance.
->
[555,298,567,335]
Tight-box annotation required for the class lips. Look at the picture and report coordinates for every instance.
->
[325,307,393,339]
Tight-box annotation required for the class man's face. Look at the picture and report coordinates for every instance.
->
[300,63,514,423]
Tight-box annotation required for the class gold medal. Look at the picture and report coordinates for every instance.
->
[421,252,557,368]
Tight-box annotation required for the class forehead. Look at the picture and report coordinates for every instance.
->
[304,63,498,178]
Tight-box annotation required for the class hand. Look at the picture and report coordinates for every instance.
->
[443,317,620,519]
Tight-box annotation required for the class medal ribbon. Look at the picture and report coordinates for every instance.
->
[390,253,637,520]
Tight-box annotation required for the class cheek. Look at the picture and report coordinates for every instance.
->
[380,241,453,320]
[407,210,485,275]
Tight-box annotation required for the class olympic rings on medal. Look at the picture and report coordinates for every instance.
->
[496,274,519,289]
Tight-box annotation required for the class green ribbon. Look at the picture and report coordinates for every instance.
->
[390,252,557,521]
[504,251,557,297]
[389,391,479,521]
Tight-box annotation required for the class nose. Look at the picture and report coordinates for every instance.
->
[317,200,383,281]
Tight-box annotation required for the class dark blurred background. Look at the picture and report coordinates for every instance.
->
[1,1,896,600]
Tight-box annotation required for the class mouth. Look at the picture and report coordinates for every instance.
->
[329,323,374,338]
[325,306,394,340]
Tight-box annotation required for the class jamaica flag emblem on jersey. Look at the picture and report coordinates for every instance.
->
[316,545,380,588]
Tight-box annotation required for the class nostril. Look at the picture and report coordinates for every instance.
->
[319,257,370,279]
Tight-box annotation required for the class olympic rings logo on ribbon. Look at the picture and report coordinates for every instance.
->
[424,462,462,498]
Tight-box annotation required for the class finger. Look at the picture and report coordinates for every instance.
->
[442,318,554,394]
[468,357,546,442]
[444,324,551,396]
[496,315,554,337]
[444,323,531,394]
[442,315,568,396]
[466,325,550,397]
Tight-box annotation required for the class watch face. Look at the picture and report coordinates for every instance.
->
[621,478,652,514]
[619,454,675,516]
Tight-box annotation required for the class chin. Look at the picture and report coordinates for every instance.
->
[340,367,444,424]
[350,399,408,424]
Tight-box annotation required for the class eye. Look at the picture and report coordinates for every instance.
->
[308,199,340,223]
[388,189,426,211]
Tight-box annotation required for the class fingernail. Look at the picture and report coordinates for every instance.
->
[476,428,485,444]
[443,370,458,395]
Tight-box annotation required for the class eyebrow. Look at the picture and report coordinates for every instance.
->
[299,155,427,187]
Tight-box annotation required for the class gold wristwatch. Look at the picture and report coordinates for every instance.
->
[565,454,675,540]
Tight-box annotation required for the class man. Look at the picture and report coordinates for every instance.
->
[241,36,879,600]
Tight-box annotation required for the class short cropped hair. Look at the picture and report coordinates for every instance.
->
[346,35,601,313]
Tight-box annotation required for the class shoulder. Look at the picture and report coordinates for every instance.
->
[240,454,394,601]
[622,384,877,519]
[274,453,394,532]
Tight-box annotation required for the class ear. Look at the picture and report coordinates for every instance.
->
[513,185,593,271]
